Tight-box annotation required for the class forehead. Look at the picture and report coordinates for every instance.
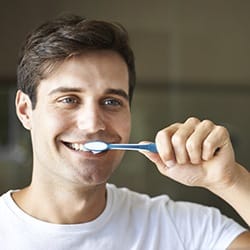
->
[38,50,129,96]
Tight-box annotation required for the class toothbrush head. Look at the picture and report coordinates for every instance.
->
[83,141,109,154]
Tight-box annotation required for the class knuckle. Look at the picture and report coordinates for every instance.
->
[171,134,184,146]
[155,130,163,139]
[203,139,213,151]
[156,127,173,138]
[186,139,201,163]
[186,117,200,124]
[216,125,228,136]
[200,119,214,128]
[186,138,197,152]
[155,130,166,143]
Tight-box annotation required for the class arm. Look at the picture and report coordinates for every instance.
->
[140,117,250,246]
[211,162,250,226]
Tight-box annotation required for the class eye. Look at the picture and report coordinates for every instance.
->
[61,97,78,104]
[57,96,80,107]
[102,98,122,107]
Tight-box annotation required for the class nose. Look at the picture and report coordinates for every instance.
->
[77,102,106,133]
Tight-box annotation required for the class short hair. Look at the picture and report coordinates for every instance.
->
[17,14,136,108]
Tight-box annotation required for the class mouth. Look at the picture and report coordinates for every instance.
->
[62,141,109,155]
[62,137,122,154]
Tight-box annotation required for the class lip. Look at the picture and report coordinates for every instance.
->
[62,139,120,147]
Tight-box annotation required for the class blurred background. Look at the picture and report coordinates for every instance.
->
[0,0,250,227]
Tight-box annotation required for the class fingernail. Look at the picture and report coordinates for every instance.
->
[166,160,175,168]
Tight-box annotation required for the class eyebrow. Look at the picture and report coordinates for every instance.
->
[48,87,129,100]
[105,88,129,100]
[48,87,82,95]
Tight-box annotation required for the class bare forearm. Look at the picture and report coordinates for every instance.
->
[210,163,250,227]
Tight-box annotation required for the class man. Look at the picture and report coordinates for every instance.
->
[0,14,249,249]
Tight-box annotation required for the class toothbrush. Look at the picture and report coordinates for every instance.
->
[83,141,158,154]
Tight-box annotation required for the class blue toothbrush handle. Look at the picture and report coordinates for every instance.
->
[137,143,158,153]
[109,143,158,153]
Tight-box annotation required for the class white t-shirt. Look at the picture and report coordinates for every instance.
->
[0,184,246,250]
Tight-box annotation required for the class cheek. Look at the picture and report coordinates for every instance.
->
[123,119,131,136]
[114,112,131,141]
[32,109,69,137]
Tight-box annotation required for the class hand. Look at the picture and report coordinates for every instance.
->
[141,117,238,190]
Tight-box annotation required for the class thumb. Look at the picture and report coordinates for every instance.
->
[138,141,166,169]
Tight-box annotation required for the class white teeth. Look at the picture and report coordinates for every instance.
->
[72,143,80,150]
[80,144,87,151]
[68,143,88,151]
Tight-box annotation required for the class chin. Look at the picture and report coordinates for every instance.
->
[69,162,115,186]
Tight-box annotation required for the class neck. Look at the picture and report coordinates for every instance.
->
[12,180,107,224]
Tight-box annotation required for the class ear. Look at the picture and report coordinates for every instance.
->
[15,90,33,130]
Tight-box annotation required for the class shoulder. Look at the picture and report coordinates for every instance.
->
[159,199,247,249]
[106,184,246,249]
[0,190,13,205]
[0,190,21,216]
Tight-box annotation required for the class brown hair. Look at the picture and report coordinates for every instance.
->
[17,14,136,108]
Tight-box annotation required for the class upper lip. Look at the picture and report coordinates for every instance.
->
[62,139,119,145]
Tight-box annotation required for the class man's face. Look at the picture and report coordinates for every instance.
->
[25,50,131,187]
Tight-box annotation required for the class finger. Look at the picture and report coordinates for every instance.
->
[202,125,230,161]
[171,117,200,164]
[138,141,169,173]
[140,149,167,169]
[155,123,181,166]
[186,119,215,164]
